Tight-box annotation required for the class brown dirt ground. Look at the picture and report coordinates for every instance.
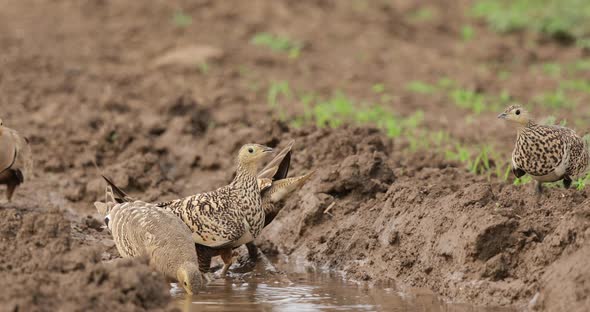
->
[1,0,589,311]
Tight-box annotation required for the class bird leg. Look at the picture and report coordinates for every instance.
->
[512,167,526,179]
[246,242,259,263]
[5,182,17,202]
[563,176,573,189]
[535,181,544,195]
[195,244,213,273]
[219,248,235,277]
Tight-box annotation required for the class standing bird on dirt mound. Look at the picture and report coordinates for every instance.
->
[157,143,273,276]
[94,187,203,295]
[0,118,32,202]
[245,141,314,263]
[104,143,274,277]
[498,105,589,194]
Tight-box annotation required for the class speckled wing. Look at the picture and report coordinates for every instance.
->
[563,129,590,178]
[158,191,250,248]
[513,125,568,177]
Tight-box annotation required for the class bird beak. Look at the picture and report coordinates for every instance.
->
[262,146,274,153]
[497,113,507,119]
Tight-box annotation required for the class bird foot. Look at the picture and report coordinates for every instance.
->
[563,177,573,189]
[535,181,544,196]
[203,272,215,283]
[213,269,230,279]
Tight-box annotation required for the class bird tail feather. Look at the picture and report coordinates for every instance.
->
[102,175,134,203]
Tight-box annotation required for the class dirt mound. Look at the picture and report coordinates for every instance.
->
[258,126,590,308]
[0,207,173,312]
[534,241,590,312]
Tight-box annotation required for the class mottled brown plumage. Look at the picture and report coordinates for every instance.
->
[0,119,32,201]
[155,143,273,275]
[94,187,202,294]
[245,141,314,262]
[498,105,589,193]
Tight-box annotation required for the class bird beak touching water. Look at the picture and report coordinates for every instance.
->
[497,113,507,119]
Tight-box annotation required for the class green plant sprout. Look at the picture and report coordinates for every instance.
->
[461,25,476,41]
[410,7,435,22]
[450,89,487,115]
[251,33,303,58]
[473,0,590,47]
[536,89,576,109]
[497,70,511,80]
[267,81,292,108]
[172,11,192,27]
[198,63,209,75]
[560,80,590,94]
[372,84,385,94]
[406,81,437,94]
[513,175,533,186]
[541,63,562,77]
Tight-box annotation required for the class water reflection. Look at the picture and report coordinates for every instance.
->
[174,256,515,312]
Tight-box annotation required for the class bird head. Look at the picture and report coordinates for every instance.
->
[237,144,274,167]
[497,105,532,126]
[177,262,202,295]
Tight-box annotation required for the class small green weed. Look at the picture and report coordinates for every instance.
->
[406,81,437,94]
[410,7,435,22]
[267,81,292,108]
[560,80,590,94]
[541,63,562,77]
[570,59,590,72]
[536,89,576,109]
[461,25,476,41]
[513,175,533,186]
[450,89,487,114]
[372,83,385,94]
[473,0,590,46]
[198,63,209,75]
[172,11,192,27]
[497,70,511,80]
[251,32,303,58]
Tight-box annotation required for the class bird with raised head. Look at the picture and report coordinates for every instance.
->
[245,140,314,262]
[104,143,274,277]
[498,105,589,194]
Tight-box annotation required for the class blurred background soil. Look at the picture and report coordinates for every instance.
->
[1,1,590,311]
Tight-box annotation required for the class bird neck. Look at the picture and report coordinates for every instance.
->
[515,119,536,133]
[232,162,258,187]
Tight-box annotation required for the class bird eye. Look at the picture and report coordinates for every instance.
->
[515,110,521,115]
[248,148,254,153]
[184,282,188,286]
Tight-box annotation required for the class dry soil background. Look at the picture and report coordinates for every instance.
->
[1,1,589,311]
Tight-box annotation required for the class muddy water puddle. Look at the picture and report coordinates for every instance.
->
[173,256,515,312]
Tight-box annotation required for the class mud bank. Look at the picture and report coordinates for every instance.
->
[0,206,174,312]
[257,126,590,310]
[1,0,589,310]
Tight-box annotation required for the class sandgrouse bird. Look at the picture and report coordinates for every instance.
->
[94,187,203,295]
[245,140,314,262]
[0,118,32,201]
[104,143,273,277]
[498,105,589,194]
